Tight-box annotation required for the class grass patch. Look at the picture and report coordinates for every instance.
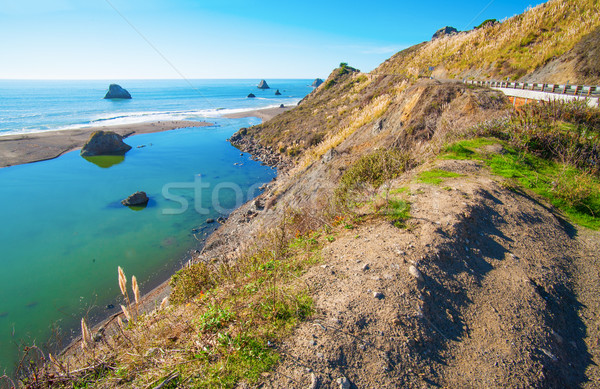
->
[442,137,600,229]
[384,199,411,228]
[418,169,462,185]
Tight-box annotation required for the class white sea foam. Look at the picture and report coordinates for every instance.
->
[0,100,301,137]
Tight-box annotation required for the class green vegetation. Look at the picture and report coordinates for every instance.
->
[384,198,411,228]
[40,211,328,388]
[442,139,600,229]
[418,169,462,185]
[475,19,497,29]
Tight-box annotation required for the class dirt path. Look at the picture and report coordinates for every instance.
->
[262,159,600,388]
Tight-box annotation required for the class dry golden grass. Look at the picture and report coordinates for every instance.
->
[377,0,600,81]
[287,94,393,177]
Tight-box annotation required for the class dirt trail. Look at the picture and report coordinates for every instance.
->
[262,159,600,388]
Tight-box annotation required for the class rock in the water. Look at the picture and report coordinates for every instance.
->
[121,191,149,206]
[247,93,256,98]
[103,84,132,99]
[257,79,270,89]
[80,131,132,156]
[279,104,285,108]
[275,89,281,95]
[206,218,215,224]
[311,78,324,87]
[432,26,458,39]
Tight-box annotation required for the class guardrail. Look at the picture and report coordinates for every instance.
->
[464,80,600,98]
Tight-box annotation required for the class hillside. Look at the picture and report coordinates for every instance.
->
[25,0,600,387]
[376,0,600,84]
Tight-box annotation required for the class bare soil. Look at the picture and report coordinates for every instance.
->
[260,159,600,388]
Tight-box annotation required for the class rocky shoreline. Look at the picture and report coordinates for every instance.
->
[228,129,290,170]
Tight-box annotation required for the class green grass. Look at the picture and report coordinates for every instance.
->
[384,199,411,228]
[418,169,462,185]
[442,138,600,229]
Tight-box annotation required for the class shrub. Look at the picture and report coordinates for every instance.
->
[335,149,411,206]
[169,262,215,304]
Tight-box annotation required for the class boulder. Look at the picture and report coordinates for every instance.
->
[275,89,281,95]
[247,93,256,98]
[121,191,149,206]
[257,80,270,89]
[311,78,324,87]
[104,84,132,99]
[432,26,458,40]
[80,131,132,156]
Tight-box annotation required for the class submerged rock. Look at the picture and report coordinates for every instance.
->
[121,191,149,207]
[103,84,132,99]
[257,80,270,89]
[311,78,324,87]
[81,131,132,156]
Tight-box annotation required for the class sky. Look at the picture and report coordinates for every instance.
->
[0,0,545,79]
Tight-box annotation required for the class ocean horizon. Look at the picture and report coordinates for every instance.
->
[0,79,314,136]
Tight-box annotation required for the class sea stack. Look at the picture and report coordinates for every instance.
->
[257,80,270,89]
[104,84,132,99]
[275,89,281,95]
[247,93,256,98]
[80,131,132,156]
[311,78,324,87]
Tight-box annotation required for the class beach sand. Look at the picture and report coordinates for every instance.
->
[0,120,213,168]
[0,106,293,168]
[223,105,294,121]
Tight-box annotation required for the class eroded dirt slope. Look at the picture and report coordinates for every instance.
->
[261,159,600,388]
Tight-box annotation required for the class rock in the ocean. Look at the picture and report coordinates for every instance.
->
[104,84,132,99]
[247,93,256,98]
[432,26,458,40]
[257,80,270,89]
[121,191,149,206]
[311,78,324,87]
[80,131,132,156]
[279,104,285,108]
[274,89,281,95]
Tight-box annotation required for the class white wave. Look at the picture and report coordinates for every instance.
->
[0,99,302,137]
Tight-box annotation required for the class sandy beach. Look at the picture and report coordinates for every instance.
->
[0,106,293,169]
[0,120,214,168]
[223,105,294,121]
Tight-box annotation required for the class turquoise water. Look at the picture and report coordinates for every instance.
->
[0,119,277,373]
[0,79,313,373]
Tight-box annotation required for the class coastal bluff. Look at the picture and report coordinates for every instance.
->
[104,84,132,99]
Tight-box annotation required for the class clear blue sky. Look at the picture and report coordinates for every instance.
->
[0,0,544,79]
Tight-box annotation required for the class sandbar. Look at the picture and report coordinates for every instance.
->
[223,105,294,121]
[0,120,213,168]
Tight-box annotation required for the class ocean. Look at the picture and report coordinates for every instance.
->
[0,79,313,374]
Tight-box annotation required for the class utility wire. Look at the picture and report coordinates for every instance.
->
[462,0,496,31]
[103,0,218,111]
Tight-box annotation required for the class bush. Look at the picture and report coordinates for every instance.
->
[169,262,215,304]
[335,149,411,206]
